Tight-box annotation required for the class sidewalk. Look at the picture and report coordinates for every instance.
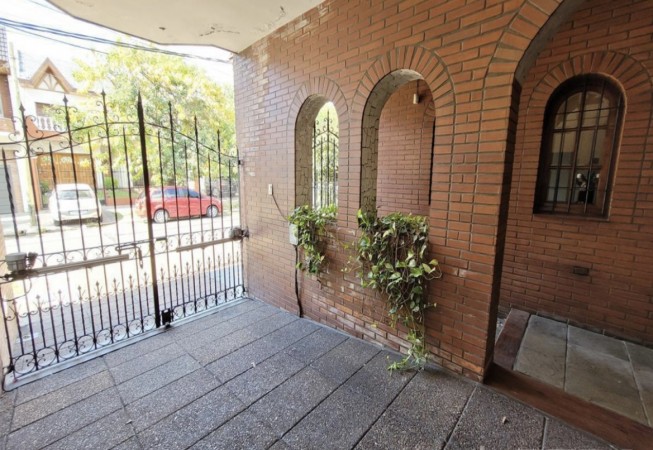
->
[0,299,613,449]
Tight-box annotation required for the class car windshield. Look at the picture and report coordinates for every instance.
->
[58,189,93,200]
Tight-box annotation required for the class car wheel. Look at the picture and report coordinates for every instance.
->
[206,205,220,218]
[153,209,169,223]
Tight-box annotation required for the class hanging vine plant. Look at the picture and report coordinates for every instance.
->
[289,204,337,275]
[355,210,441,371]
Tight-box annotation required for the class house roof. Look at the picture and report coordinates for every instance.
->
[48,0,324,54]
[20,58,76,93]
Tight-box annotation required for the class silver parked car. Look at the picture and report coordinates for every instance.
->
[49,183,102,226]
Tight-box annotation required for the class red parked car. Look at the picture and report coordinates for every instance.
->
[137,187,222,223]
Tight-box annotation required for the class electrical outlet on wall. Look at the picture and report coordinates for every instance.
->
[268,184,273,195]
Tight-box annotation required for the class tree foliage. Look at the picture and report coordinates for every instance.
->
[65,44,235,186]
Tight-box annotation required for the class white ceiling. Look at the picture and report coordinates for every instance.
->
[49,0,324,54]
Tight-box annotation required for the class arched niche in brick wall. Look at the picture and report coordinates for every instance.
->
[288,77,348,209]
[360,69,435,215]
[295,95,330,207]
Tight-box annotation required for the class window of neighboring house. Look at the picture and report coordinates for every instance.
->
[535,74,623,217]
[35,103,55,116]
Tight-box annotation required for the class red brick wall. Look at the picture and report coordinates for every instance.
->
[377,81,433,216]
[500,0,653,344]
[233,0,578,380]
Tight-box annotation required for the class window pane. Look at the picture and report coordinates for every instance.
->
[598,109,610,126]
[593,128,607,163]
[577,130,594,166]
[565,111,579,128]
[561,131,576,165]
[582,109,599,127]
[584,91,602,110]
[554,113,565,130]
[567,93,583,112]
[551,133,562,164]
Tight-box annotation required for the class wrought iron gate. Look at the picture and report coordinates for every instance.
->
[0,93,245,384]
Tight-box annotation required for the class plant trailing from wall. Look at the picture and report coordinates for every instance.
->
[289,204,337,275]
[355,210,441,371]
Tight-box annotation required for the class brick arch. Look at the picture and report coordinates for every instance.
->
[523,50,653,216]
[287,77,349,209]
[350,45,455,215]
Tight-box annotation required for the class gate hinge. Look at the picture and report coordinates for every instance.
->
[229,227,249,239]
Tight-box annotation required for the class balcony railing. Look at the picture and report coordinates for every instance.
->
[34,115,57,131]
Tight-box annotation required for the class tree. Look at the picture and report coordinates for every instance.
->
[63,44,236,189]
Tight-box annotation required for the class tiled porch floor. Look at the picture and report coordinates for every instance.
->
[0,299,613,449]
[515,315,653,427]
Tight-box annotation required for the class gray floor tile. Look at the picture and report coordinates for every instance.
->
[111,437,143,450]
[310,338,380,384]
[626,342,653,426]
[12,370,114,430]
[224,352,306,406]
[282,385,386,450]
[206,319,318,382]
[0,391,16,438]
[15,357,107,405]
[248,367,339,436]
[514,315,567,388]
[343,351,414,406]
[167,299,262,338]
[267,440,291,450]
[356,409,439,450]
[117,354,201,404]
[190,410,277,450]
[543,418,615,449]
[282,326,348,364]
[103,333,174,368]
[110,342,186,384]
[568,326,628,361]
[187,312,297,365]
[566,343,646,423]
[44,409,135,450]
[445,386,545,450]
[126,368,221,432]
[7,387,123,449]
[175,306,277,351]
[387,368,475,443]
[137,386,245,450]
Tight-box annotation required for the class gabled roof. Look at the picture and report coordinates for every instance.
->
[23,58,75,93]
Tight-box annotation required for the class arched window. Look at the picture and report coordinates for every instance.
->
[312,103,338,208]
[535,75,623,216]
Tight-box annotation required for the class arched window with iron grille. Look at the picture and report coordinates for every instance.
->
[312,103,338,208]
[535,74,624,216]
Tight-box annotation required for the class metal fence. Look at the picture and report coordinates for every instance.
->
[0,93,245,384]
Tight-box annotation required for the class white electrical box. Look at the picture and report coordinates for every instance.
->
[289,223,298,246]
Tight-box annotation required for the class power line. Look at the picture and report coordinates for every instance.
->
[0,17,232,64]
[8,26,109,56]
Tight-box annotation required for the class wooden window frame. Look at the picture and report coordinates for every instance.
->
[535,74,623,217]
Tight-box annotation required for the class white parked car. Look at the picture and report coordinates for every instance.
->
[49,183,102,226]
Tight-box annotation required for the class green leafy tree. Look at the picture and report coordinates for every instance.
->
[63,44,236,189]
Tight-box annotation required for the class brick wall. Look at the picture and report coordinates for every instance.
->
[230,0,639,380]
[500,0,653,345]
[377,81,433,216]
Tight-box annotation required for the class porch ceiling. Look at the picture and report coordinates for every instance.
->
[48,0,323,53]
